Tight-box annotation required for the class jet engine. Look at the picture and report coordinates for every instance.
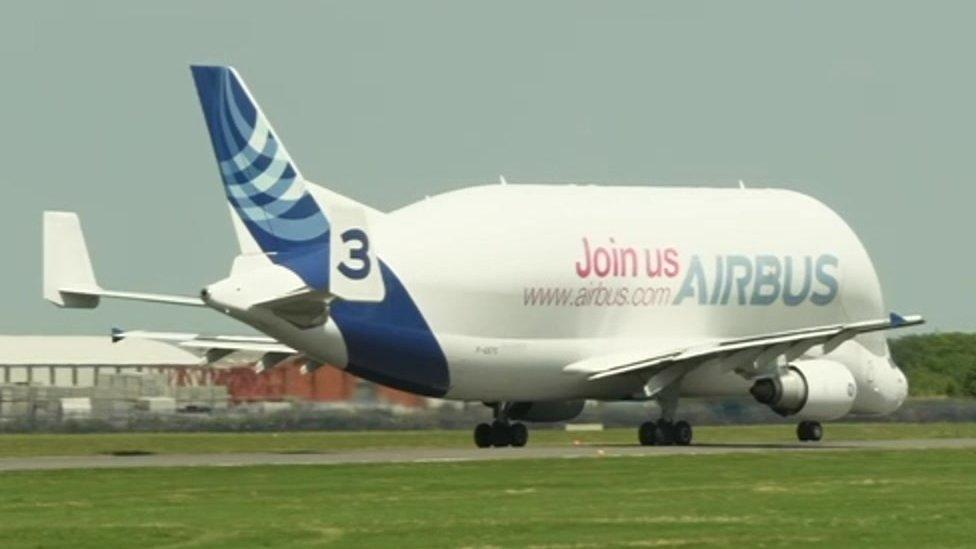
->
[507,400,586,422]
[749,359,857,421]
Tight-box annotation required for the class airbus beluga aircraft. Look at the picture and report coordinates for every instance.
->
[43,65,921,448]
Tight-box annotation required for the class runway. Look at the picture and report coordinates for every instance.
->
[1,438,974,471]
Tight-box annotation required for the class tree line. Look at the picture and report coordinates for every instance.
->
[890,333,976,397]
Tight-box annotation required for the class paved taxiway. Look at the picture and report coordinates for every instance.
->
[1,438,974,471]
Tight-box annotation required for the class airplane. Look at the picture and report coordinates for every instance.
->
[42,65,922,448]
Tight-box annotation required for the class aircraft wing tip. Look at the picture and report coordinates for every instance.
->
[889,312,924,327]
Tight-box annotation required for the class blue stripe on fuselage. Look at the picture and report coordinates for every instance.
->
[273,245,331,291]
[330,261,449,397]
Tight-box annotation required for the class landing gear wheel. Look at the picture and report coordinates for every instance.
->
[807,421,823,442]
[673,420,693,446]
[656,419,675,446]
[474,423,493,448]
[638,421,657,446]
[797,421,823,442]
[509,423,529,447]
[491,421,512,447]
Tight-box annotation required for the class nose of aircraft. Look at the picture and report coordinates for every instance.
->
[893,365,909,406]
[876,361,909,414]
[853,356,909,415]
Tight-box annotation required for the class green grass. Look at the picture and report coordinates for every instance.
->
[1,422,976,458]
[0,449,974,547]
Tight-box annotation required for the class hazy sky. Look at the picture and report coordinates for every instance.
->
[2,1,972,335]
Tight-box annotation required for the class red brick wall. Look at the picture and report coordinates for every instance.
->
[210,359,425,407]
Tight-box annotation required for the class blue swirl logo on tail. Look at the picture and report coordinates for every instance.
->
[190,65,329,255]
[190,65,448,396]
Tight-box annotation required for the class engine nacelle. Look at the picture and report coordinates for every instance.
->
[749,359,857,421]
[507,400,585,422]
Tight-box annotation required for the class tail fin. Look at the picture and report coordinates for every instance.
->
[190,65,330,256]
[190,65,384,298]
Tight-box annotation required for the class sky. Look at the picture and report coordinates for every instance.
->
[1,1,972,335]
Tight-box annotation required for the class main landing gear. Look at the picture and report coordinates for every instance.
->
[638,385,692,446]
[797,420,823,442]
[638,419,693,446]
[474,403,529,448]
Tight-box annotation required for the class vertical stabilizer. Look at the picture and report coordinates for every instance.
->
[190,65,384,298]
[190,65,330,256]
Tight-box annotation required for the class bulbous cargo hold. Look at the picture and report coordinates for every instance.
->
[385,185,888,345]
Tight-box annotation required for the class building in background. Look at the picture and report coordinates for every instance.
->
[0,335,427,421]
[212,357,425,408]
[0,335,201,386]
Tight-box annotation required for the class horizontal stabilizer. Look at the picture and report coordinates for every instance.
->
[112,328,294,354]
[112,328,296,368]
[43,211,204,308]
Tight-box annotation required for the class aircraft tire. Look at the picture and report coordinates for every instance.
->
[638,421,657,446]
[797,421,824,442]
[806,421,823,441]
[656,419,675,446]
[510,422,529,447]
[797,421,809,441]
[490,421,512,447]
[474,423,493,448]
[673,420,693,446]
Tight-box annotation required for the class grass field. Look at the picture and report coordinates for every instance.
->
[0,448,974,547]
[0,422,975,457]
[1,424,974,547]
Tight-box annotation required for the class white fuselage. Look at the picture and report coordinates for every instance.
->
[206,184,907,415]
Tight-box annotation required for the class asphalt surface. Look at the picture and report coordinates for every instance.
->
[0,438,974,471]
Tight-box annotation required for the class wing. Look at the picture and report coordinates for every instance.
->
[564,313,923,394]
[111,328,297,369]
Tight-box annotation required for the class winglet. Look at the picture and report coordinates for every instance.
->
[889,312,924,328]
[43,211,101,308]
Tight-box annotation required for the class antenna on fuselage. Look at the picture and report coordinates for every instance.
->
[738,179,747,189]
[499,175,508,185]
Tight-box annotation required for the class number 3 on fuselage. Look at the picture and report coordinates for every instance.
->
[328,203,385,302]
[337,229,371,280]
